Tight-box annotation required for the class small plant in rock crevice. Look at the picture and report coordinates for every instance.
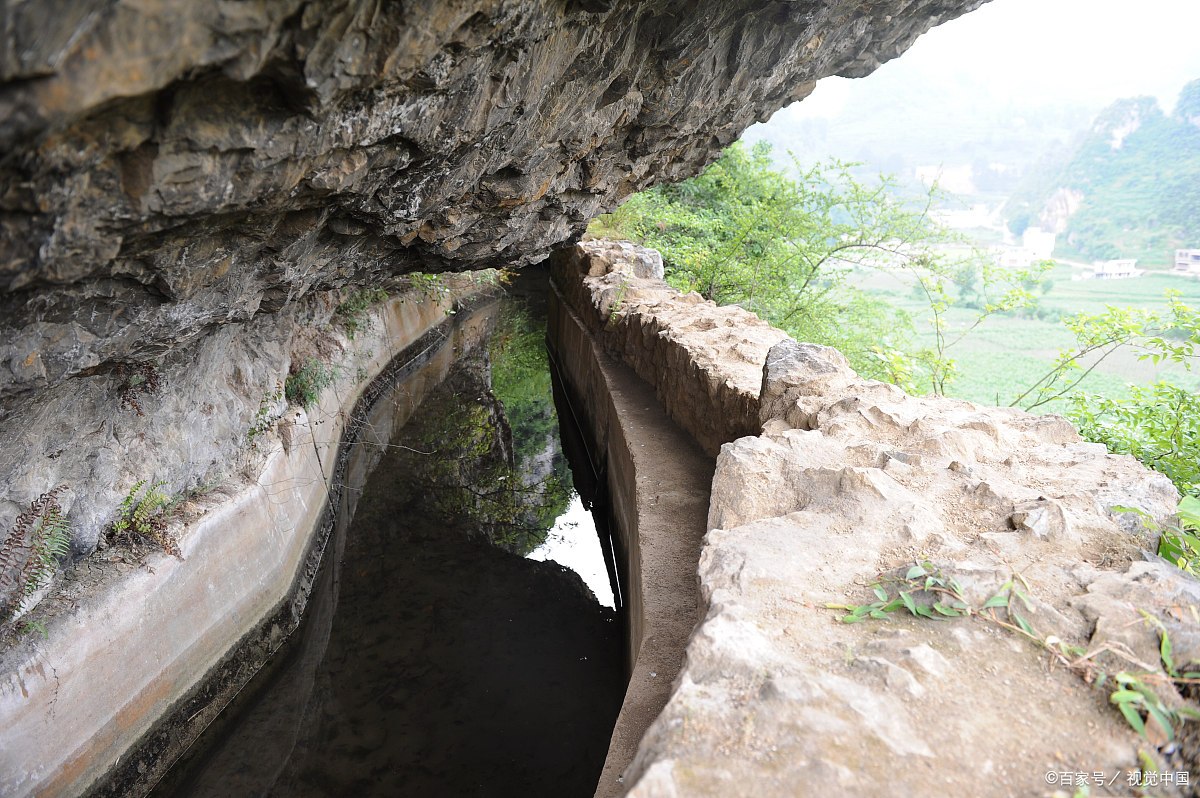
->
[116,362,163,416]
[1113,500,1200,579]
[285,359,337,410]
[247,384,285,445]
[607,278,631,325]
[407,272,451,300]
[472,267,515,289]
[828,561,1200,747]
[110,480,182,559]
[0,486,72,629]
[335,288,389,340]
[1154,497,1200,576]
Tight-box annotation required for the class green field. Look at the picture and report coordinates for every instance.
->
[856,265,1200,409]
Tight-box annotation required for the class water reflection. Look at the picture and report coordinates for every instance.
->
[528,495,615,609]
[154,292,625,798]
[398,301,576,557]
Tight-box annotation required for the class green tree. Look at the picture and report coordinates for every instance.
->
[1012,292,1200,413]
[1175,78,1200,125]
[594,141,1041,393]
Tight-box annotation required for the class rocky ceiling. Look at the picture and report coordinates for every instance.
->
[0,0,988,413]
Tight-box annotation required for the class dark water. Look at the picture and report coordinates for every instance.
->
[153,287,625,797]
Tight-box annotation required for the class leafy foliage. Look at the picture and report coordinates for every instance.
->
[594,141,1043,393]
[1165,497,1200,574]
[111,480,181,559]
[1120,498,1200,577]
[830,562,1200,742]
[828,562,1040,634]
[1071,383,1200,496]
[0,486,72,627]
[247,384,285,445]
[1013,292,1200,411]
[594,142,918,381]
[285,358,337,409]
[336,287,389,340]
[407,272,452,300]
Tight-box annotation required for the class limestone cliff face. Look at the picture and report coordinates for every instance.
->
[0,0,987,415]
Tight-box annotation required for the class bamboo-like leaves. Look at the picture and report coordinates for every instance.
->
[827,561,1200,744]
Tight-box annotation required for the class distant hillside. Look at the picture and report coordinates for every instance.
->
[744,66,1093,202]
[1005,80,1200,266]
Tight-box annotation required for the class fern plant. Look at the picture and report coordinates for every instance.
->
[111,480,182,559]
[0,486,72,626]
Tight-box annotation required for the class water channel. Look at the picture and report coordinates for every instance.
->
[151,274,626,797]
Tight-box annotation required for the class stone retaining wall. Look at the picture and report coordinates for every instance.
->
[551,240,787,457]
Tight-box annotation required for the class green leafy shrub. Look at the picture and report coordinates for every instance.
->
[285,358,336,409]
[111,480,181,558]
[408,272,451,300]
[0,486,72,626]
[1070,382,1200,498]
[1152,496,1200,575]
[336,288,389,340]
[593,141,1043,393]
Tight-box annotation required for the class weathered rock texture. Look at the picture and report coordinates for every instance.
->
[558,241,1198,797]
[0,0,988,418]
[0,0,1004,792]
[0,271,488,606]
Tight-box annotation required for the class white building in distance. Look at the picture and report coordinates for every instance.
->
[1087,258,1143,279]
[1175,249,1200,275]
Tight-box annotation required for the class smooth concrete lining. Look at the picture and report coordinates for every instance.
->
[548,282,714,798]
[137,302,503,797]
[0,283,489,798]
[3,253,722,797]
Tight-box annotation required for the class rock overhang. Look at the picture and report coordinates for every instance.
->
[0,0,991,414]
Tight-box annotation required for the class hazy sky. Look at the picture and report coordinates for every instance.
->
[792,0,1200,118]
